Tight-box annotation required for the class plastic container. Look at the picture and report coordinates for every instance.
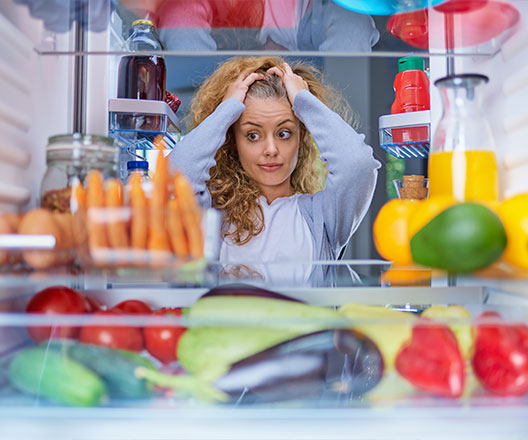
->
[391,57,430,143]
[428,74,498,202]
[126,160,150,182]
[40,134,118,213]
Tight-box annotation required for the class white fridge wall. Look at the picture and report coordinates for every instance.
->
[0,1,72,210]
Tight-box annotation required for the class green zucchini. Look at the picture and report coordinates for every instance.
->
[44,340,157,399]
[8,347,107,407]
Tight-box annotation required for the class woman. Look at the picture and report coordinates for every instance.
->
[170,56,380,283]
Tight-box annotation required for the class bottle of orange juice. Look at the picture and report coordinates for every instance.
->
[428,74,498,202]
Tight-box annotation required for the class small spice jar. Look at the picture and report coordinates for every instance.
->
[393,175,429,200]
[40,134,118,213]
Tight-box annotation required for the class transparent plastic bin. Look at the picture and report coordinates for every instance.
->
[378,110,431,159]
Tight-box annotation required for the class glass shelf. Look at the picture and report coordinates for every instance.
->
[24,0,522,58]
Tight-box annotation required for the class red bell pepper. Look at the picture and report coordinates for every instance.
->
[472,313,528,396]
[395,319,465,398]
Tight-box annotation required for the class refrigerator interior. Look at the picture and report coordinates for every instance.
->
[0,1,528,439]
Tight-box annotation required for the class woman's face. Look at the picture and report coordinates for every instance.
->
[233,97,301,203]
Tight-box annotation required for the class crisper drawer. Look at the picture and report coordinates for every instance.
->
[0,284,528,440]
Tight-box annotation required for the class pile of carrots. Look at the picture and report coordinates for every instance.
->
[73,146,204,267]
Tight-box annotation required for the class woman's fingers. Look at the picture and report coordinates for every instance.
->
[242,72,266,86]
[281,62,294,75]
[266,66,283,77]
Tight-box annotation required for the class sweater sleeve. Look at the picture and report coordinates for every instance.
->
[169,98,245,207]
[292,90,381,253]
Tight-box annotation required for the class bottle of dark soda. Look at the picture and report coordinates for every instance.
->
[117,20,167,131]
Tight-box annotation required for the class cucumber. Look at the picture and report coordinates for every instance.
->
[8,347,107,407]
[44,340,157,399]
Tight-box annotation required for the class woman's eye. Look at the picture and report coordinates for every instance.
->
[247,132,260,142]
[278,130,292,140]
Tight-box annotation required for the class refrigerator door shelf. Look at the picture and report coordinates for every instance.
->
[379,110,431,159]
[108,99,181,151]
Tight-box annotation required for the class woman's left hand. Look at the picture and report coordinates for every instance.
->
[267,63,309,106]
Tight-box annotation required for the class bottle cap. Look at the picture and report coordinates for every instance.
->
[127,160,149,171]
[398,56,425,72]
[132,19,154,27]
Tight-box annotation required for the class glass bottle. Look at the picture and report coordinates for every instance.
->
[117,19,166,102]
[428,74,498,202]
[40,134,118,213]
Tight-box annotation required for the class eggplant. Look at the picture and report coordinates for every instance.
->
[334,329,385,398]
[201,283,303,303]
[213,329,384,403]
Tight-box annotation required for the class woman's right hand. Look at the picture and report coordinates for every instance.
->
[222,70,266,103]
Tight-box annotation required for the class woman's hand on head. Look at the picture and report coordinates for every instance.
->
[222,70,266,103]
[267,63,309,106]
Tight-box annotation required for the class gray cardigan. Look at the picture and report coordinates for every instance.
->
[169,90,381,264]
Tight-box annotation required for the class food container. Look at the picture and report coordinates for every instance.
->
[40,134,118,213]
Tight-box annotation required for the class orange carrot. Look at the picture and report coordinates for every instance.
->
[148,147,171,252]
[167,198,189,258]
[86,170,109,251]
[174,172,204,259]
[129,173,148,250]
[105,178,129,249]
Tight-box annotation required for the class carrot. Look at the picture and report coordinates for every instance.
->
[105,178,129,249]
[129,173,148,250]
[173,171,204,259]
[70,178,86,212]
[148,147,171,253]
[167,198,189,258]
[86,170,109,252]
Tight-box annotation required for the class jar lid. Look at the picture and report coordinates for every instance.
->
[47,133,116,154]
[127,160,149,171]
[132,19,154,27]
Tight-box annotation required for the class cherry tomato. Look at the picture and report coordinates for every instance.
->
[26,285,88,343]
[144,308,186,364]
[84,295,104,313]
[79,310,143,352]
[112,299,152,315]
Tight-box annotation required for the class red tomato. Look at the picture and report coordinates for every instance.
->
[79,310,143,352]
[112,299,152,315]
[84,295,104,313]
[25,285,88,343]
[144,308,186,364]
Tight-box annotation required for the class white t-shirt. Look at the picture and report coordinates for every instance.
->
[219,194,314,285]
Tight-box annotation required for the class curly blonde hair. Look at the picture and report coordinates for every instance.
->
[188,56,355,245]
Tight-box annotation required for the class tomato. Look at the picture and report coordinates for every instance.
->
[112,299,152,314]
[79,310,143,352]
[144,308,186,364]
[26,285,88,343]
[84,295,104,313]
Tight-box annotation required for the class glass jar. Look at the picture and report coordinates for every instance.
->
[40,134,118,213]
[428,74,498,202]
